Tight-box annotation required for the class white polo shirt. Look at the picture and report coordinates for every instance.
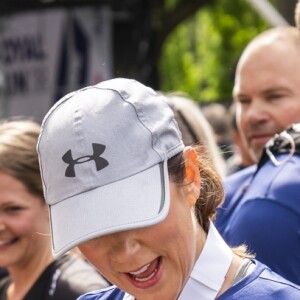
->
[178,222,233,299]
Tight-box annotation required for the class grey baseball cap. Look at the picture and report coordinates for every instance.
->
[37,78,184,257]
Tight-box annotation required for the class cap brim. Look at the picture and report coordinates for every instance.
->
[49,161,170,257]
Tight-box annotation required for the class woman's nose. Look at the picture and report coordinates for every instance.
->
[109,232,140,264]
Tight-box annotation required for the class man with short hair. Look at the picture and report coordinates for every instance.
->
[215,26,300,285]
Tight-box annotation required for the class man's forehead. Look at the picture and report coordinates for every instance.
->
[239,34,300,68]
[233,86,290,99]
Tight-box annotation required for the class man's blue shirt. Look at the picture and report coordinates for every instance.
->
[216,153,300,285]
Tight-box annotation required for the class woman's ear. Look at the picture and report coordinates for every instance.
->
[183,146,201,207]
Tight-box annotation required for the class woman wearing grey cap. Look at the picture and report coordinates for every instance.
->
[37,78,300,300]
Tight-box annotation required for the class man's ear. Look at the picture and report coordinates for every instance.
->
[183,146,201,207]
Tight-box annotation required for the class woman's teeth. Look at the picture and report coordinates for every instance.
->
[134,269,157,282]
[128,258,160,282]
[129,263,151,276]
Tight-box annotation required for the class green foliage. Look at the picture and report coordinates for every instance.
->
[159,0,271,103]
[164,0,179,11]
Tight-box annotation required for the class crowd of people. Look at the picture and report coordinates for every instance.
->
[0,1,300,300]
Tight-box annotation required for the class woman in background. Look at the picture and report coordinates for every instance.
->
[0,119,109,300]
[165,93,227,178]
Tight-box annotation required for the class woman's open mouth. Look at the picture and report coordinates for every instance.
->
[126,257,162,289]
[0,237,18,250]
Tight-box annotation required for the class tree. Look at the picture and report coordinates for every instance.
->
[0,0,217,89]
[159,0,270,103]
[112,0,218,88]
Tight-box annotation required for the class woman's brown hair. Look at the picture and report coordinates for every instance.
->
[168,145,224,233]
[168,146,254,258]
[0,119,43,200]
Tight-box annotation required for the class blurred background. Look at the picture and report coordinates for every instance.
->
[0,0,296,121]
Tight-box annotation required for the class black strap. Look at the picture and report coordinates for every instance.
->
[0,260,59,300]
[24,259,61,300]
[257,123,300,170]
[0,277,10,300]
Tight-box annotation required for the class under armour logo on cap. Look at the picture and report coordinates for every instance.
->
[62,143,109,177]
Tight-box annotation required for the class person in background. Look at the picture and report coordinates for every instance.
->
[226,103,254,175]
[165,93,227,178]
[215,26,300,285]
[0,119,109,300]
[0,269,8,281]
[202,103,233,161]
[37,78,300,299]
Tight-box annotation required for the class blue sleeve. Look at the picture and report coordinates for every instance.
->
[218,261,300,300]
[215,165,255,233]
[221,156,300,285]
[77,286,125,300]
